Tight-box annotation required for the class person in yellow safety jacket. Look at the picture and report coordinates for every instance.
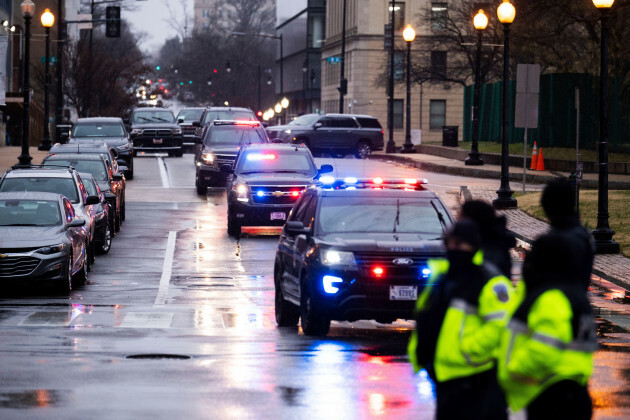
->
[408,220,518,420]
[497,232,597,419]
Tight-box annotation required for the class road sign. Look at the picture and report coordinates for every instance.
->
[326,57,341,64]
[515,64,540,129]
[40,56,57,64]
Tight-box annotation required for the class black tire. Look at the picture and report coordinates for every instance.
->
[274,261,299,327]
[354,141,371,159]
[59,253,73,293]
[227,217,241,237]
[126,161,134,180]
[72,245,88,287]
[97,223,112,255]
[300,273,330,336]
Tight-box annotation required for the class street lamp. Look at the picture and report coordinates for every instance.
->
[385,0,397,153]
[281,97,289,125]
[465,9,488,166]
[591,0,619,253]
[492,0,517,209]
[38,8,54,151]
[226,61,231,73]
[302,60,308,114]
[16,0,35,167]
[400,24,416,154]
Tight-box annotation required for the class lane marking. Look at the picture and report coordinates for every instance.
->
[154,231,177,305]
[157,156,170,188]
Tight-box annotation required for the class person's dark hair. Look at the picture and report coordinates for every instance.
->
[541,178,576,223]
[445,220,482,250]
[460,200,496,232]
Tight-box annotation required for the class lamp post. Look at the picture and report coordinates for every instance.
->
[16,0,35,168]
[281,97,289,125]
[591,0,619,253]
[302,60,308,114]
[492,0,517,209]
[385,0,397,153]
[400,24,416,153]
[38,8,54,151]
[465,10,487,166]
[55,0,63,141]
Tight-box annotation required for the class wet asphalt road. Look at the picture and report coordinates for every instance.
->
[0,153,628,419]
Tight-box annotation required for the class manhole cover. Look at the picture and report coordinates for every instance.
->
[125,354,191,360]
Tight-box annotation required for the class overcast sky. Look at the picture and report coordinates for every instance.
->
[125,0,308,55]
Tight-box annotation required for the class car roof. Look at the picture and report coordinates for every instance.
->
[205,106,253,111]
[323,113,377,119]
[242,143,309,152]
[44,153,104,161]
[4,167,75,178]
[74,117,124,123]
[316,188,439,199]
[50,143,112,153]
[134,107,170,112]
[178,107,204,111]
[0,191,64,201]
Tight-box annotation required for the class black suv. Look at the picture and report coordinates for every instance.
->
[195,120,269,194]
[223,143,333,237]
[176,107,205,152]
[127,108,183,157]
[273,180,453,335]
[266,113,384,159]
[69,117,134,180]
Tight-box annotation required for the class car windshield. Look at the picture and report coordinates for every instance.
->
[317,197,449,237]
[72,122,125,137]
[237,151,316,175]
[203,111,255,124]
[288,114,320,126]
[177,109,203,121]
[81,178,99,196]
[43,159,108,181]
[132,110,175,124]
[0,199,62,226]
[0,178,79,203]
[204,126,267,145]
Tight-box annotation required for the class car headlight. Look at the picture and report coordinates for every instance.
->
[35,243,66,255]
[130,128,142,135]
[173,128,182,135]
[116,143,130,150]
[321,249,357,268]
[232,183,248,199]
[201,152,214,164]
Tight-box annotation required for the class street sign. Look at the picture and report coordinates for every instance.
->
[40,56,57,64]
[326,57,341,64]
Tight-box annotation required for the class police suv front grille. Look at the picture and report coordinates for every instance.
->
[142,129,173,137]
[354,252,438,280]
[249,185,308,205]
[0,256,40,277]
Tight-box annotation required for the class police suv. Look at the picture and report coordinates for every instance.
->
[273,177,453,335]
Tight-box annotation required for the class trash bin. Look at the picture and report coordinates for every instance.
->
[442,126,458,147]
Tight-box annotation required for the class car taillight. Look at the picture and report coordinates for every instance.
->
[372,266,385,278]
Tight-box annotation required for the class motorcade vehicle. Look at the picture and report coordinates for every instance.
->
[78,173,112,255]
[176,107,205,152]
[273,177,453,335]
[223,143,333,236]
[195,120,269,194]
[266,113,384,159]
[69,117,135,179]
[197,106,257,139]
[0,166,100,270]
[126,107,183,157]
[0,191,89,292]
[42,153,125,233]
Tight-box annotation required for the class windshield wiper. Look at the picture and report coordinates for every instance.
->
[137,116,151,122]
[431,200,447,231]
[393,199,400,233]
[154,117,170,122]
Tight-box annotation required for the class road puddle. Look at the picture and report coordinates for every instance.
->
[0,390,61,409]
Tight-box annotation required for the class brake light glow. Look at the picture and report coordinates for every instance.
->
[372,267,385,278]
[246,153,276,161]
[373,177,383,184]
[235,120,259,126]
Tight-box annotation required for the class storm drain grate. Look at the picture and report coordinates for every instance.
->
[125,354,192,360]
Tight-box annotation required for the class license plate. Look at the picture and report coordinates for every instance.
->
[270,212,286,221]
[390,285,417,301]
[153,138,163,144]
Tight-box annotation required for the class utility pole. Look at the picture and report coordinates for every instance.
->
[338,0,347,113]
[386,1,396,153]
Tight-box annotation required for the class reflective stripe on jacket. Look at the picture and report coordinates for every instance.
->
[497,289,596,412]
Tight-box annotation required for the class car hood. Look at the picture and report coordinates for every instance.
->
[317,232,446,253]
[70,137,128,146]
[0,226,68,248]
[132,122,180,130]
[239,173,317,184]
[204,145,243,154]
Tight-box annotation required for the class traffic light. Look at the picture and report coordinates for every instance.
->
[105,6,121,38]
[156,66,161,71]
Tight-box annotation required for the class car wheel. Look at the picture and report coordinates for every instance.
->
[72,244,88,287]
[275,261,299,327]
[300,273,330,336]
[59,252,73,293]
[354,141,371,159]
[97,223,112,255]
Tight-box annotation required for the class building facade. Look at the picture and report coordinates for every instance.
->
[321,0,467,144]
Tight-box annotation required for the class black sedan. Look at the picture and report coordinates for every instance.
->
[0,191,89,292]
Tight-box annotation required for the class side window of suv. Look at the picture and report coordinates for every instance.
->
[329,117,357,128]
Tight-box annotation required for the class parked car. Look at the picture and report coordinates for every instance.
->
[126,107,183,157]
[0,166,100,270]
[194,120,269,194]
[0,191,89,292]
[69,117,135,179]
[266,113,384,159]
[77,173,112,255]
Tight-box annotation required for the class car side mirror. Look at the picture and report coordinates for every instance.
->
[318,164,333,175]
[284,220,310,236]
[67,218,86,228]
[85,195,100,206]
[314,122,322,129]
[220,164,233,174]
[177,118,184,124]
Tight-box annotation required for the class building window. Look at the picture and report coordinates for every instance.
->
[389,2,405,31]
[202,9,209,18]
[391,50,404,81]
[430,100,446,130]
[388,99,403,129]
[431,2,448,31]
[431,51,447,78]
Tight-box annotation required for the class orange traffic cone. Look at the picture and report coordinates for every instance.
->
[530,141,538,170]
[536,147,545,171]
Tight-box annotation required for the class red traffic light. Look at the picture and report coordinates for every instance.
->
[257,111,263,117]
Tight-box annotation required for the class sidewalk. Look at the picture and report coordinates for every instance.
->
[371,148,630,292]
[0,146,49,173]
